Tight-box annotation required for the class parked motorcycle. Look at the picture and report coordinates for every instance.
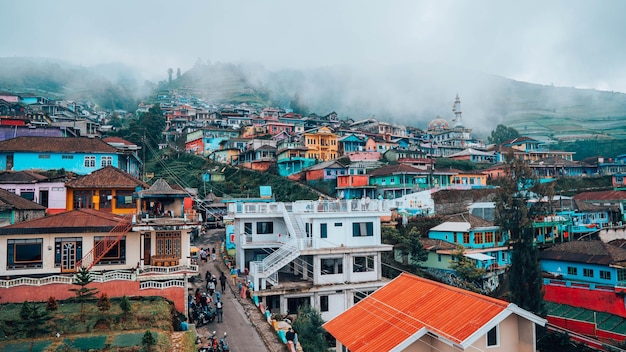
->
[198,331,218,352]
[191,302,216,327]
[218,332,230,352]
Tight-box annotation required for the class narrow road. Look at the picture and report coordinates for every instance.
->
[190,229,284,352]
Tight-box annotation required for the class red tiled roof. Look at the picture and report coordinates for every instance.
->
[102,136,136,146]
[66,166,148,189]
[323,273,544,351]
[573,190,626,202]
[4,208,125,229]
[0,136,117,153]
[368,164,421,177]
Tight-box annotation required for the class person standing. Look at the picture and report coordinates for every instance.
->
[219,272,227,292]
[216,299,223,323]
[200,248,208,263]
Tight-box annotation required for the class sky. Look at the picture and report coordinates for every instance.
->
[3,0,626,93]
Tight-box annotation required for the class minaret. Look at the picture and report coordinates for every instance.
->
[452,94,463,127]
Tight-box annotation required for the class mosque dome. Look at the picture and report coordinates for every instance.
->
[427,116,450,132]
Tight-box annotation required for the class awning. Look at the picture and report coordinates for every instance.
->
[465,253,495,261]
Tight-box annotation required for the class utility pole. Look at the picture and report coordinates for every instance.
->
[142,131,146,182]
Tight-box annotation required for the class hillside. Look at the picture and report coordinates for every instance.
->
[2,58,626,142]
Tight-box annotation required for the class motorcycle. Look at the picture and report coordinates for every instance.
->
[218,332,230,352]
[198,331,218,352]
[191,302,216,327]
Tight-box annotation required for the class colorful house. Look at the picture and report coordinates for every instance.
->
[0,136,141,177]
[65,165,148,215]
[324,272,546,352]
[0,170,67,214]
[303,126,338,161]
[304,160,348,181]
[0,187,47,226]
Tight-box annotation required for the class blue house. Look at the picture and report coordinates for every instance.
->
[338,134,366,153]
[539,240,626,288]
[0,136,141,177]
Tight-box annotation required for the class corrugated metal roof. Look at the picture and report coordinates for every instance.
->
[0,208,124,231]
[324,273,514,352]
[429,222,471,233]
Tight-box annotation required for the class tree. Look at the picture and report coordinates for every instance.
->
[97,293,111,312]
[449,245,486,282]
[69,266,99,321]
[494,155,546,316]
[167,68,173,84]
[17,301,50,351]
[46,296,58,311]
[291,304,328,352]
[488,124,520,145]
[120,295,132,314]
[142,330,157,352]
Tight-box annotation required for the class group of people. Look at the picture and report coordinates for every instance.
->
[199,247,217,263]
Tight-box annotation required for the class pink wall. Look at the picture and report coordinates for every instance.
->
[0,281,187,313]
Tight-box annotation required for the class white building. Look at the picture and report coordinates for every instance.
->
[227,199,393,321]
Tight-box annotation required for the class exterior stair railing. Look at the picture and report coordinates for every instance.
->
[75,217,133,270]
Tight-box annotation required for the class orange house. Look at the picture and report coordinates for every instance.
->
[337,174,369,188]
[304,126,338,161]
[65,165,149,215]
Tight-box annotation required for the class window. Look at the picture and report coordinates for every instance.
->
[20,189,35,201]
[463,233,470,244]
[501,252,508,262]
[487,325,499,347]
[485,231,494,243]
[115,190,135,209]
[84,156,96,168]
[495,231,503,242]
[7,238,43,269]
[619,269,626,282]
[353,290,374,304]
[320,223,327,238]
[38,154,50,159]
[256,222,274,234]
[321,258,343,275]
[583,268,594,278]
[94,236,126,265]
[334,222,342,227]
[474,233,484,244]
[62,155,74,159]
[438,254,442,262]
[352,222,373,237]
[156,231,181,258]
[101,156,113,167]
[353,256,374,272]
[73,190,94,209]
[600,270,611,280]
[244,222,253,235]
[320,295,329,312]
[567,267,578,276]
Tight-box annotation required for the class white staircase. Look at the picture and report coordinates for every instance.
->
[250,204,307,287]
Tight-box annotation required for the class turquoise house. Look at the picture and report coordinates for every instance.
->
[0,136,141,177]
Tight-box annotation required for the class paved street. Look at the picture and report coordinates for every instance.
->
[190,229,281,352]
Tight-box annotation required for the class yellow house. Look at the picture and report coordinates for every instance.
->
[450,170,488,187]
[65,165,149,215]
[304,126,338,161]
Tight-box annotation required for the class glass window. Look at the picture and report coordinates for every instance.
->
[156,231,181,258]
[101,156,113,167]
[485,231,494,243]
[352,222,373,237]
[600,270,611,280]
[353,290,374,304]
[320,296,329,312]
[115,190,135,209]
[583,268,594,277]
[487,325,499,347]
[463,233,470,244]
[618,269,626,282]
[84,156,96,168]
[244,222,253,235]
[567,267,577,276]
[7,238,43,269]
[474,233,484,244]
[94,236,126,265]
[353,256,374,272]
[257,222,274,234]
[321,258,343,275]
[320,223,327,238]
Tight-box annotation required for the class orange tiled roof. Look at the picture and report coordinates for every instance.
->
[66,165,148,189]
[323,273,545,351]
[2,208,125,230]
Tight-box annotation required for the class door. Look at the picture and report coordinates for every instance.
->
[6,154,13,170]
[143,235,151,265]
[39,190,49,208]
[61,241,76,272]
